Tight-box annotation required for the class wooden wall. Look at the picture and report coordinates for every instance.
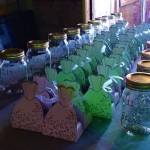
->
[120,1,141,27]
[32,0,87,39]
[0,0,32,16]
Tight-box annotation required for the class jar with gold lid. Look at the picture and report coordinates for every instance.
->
[108,15,116,26]
[121,72,150,135]
[111,12,123,22]
[88,20,102,37]
[0,48,27,93]
[141,49,150,60]
[26,40,51,78]
[48,33,69,69]
[63,27,82,55]
[137,60,150,73]
[77,23,94,45]
[95,17,109,31]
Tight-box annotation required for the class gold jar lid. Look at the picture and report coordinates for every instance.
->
[88,20,101,25]
[147,41,150,49]
[95,17,107,23]
[27,40,49,49]
[0,48,25,60]
[77,23,92,30]
[48,33,67,40]
[126,72,150,90]
[108,15,115,20]
[137,60,150,73]
[111,13,117,16]
[116,12,122,17]
[63,27,80,35]
[141,49,150,60]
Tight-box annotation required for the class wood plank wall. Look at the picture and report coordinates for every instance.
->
[33,0,84,39]
[120,1,141,27]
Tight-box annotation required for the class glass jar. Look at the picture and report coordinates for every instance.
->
[121,72,150,135]
[137,60,150,73]
[88,20,102,37]
[0,48,27,93]
[48,33,69,69]
[108,15,116,26]
[95,17,109,31]
[63,27,82,55]
[111,12,123,22]
[26,40,51,78]
[77,23,94,45]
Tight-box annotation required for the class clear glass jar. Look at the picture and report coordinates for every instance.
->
[111,12,123,22]
[95,17,109,31]
[63,27,82,55]
[88,20,102,37]
[141,49,150,60]
[108,15,116,26]
[121,72,150,135]
[77,23,94,45]
[26,40,51,78]
[137,60,150,73]
[0,48,27,93]
[48,33,69,69]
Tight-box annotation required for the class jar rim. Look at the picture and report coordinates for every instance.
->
[48,33,67,40]
[88,20,101,25]
[126,72,150,90]
[63,27,80,35]
[108,15,115,20]
[147,41,150,48]
[111,12,122,17]
[141,49,150,60]
[27,40,49,49]
[77,23,93,30]
[95,17,107,22]
[0,48,25,60]
[137,60,150,73]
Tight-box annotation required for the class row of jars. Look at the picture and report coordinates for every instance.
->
[121,47,150,135]
[0,12,125,94]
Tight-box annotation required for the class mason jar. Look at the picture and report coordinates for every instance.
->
[0,48,27,94]
[111,12,123,22]
[108,15,116,26]
[88,20,102,37]
[141,49,150,60]
[63,27,82,55]
[137,60,150,73]
[26,40,51,78]
[121,72,150,136]
[95,17,109,31]
[77,23,94,45]
[48,33,69,69]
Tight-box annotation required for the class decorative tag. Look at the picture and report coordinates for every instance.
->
[56,59,76,84]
